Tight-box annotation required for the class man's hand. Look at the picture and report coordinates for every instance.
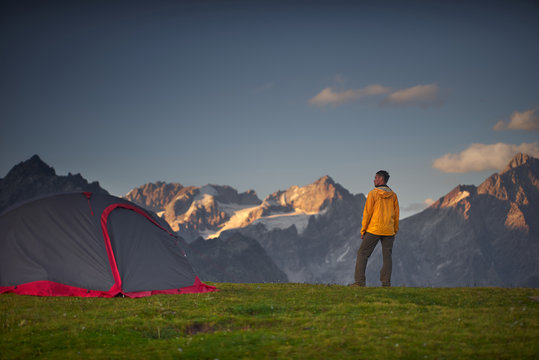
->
[361,233,364,240]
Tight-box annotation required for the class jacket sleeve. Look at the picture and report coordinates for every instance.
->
[361,191,374,235]
[394,195,400,234]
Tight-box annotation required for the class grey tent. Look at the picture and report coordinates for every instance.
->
[0,192,216,297]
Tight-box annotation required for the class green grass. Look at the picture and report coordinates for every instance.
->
[1,284,538,359]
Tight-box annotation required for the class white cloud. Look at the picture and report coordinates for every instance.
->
[384,84,442,108]
[432,142,539,173]
[309,83,444,108]
[308,85,390,106]
[492,120,506,131]
[493,109,539,131]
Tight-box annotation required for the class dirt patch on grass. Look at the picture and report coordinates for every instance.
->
[184,322,216,335]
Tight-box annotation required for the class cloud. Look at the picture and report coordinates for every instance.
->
[401,198,436,213]
[308,84,390,106]
[424,198,435,206]
[432,142,539,173]
[384,84,442,108]
[493,109,539,131]
[309,83,443,108]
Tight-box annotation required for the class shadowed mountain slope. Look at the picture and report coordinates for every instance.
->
[0,155,108,213]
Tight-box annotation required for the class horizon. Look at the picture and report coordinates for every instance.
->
[1,0,538,219]
[3,151,535,220]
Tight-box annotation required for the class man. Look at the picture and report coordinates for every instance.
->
[353,170,399,287]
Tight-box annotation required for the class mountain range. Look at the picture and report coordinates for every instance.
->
[126,175,367,282]
[125,153,539,287]
[1,153,538,287]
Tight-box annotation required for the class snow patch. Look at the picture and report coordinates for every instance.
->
[197,229,216,240]
[207,205,259,239]
[192,193,214,205]
[317,205,330,217]
[125,188,135,198]
[184,194,216,219]
[252,210,314,234]
[447,191,470,207]
[264,199,279,206]
[216,201,254,216]
[436,260,452,273]
[337,246,350,263]
[205,207,321,239]
[199,198,332,240]
[199,185,218,196]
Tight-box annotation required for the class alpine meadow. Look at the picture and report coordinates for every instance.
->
[1,284,539,359]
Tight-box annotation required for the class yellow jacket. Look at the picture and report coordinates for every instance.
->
[361,186,399,236]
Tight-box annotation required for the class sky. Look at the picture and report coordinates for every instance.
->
[1,0,538,218]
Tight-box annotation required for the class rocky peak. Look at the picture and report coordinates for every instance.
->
[432,184,477,209]
[124,182,184,212]
[478,153,538,203]
[238,189,262,205]
[0,155,108,213]
[205,184,262,205]
[425,153,538,232]
[433,154,538,210]
[500,153,535,175]
[162,184,261,235]
[314,175,336,187]
[166,186,200,217]
[3,154,55,181]
[264,175,345,213]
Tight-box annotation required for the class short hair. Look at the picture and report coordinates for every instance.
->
[376,170,390,183]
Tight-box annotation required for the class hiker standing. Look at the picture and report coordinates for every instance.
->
[353,170,399,287]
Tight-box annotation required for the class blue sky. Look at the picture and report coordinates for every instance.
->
[1,0,538,218]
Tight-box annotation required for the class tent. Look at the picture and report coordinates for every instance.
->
[0,192,216,297]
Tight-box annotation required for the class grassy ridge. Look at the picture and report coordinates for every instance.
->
[1,283,538,359]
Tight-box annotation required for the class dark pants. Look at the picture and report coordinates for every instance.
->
[354,232,395,287]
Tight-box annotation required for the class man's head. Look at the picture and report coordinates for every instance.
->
[374,170,390,186]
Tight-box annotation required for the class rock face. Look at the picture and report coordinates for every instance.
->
[222,176,367,284]
[0,155,108,213]
[163,185,262,240]
[124,182,184,213]
[265,175,341,213]
[385,153,539,287]
[123,182,262,240]
[187,233,288,283]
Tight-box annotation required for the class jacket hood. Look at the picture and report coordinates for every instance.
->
[374,186,395,199]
